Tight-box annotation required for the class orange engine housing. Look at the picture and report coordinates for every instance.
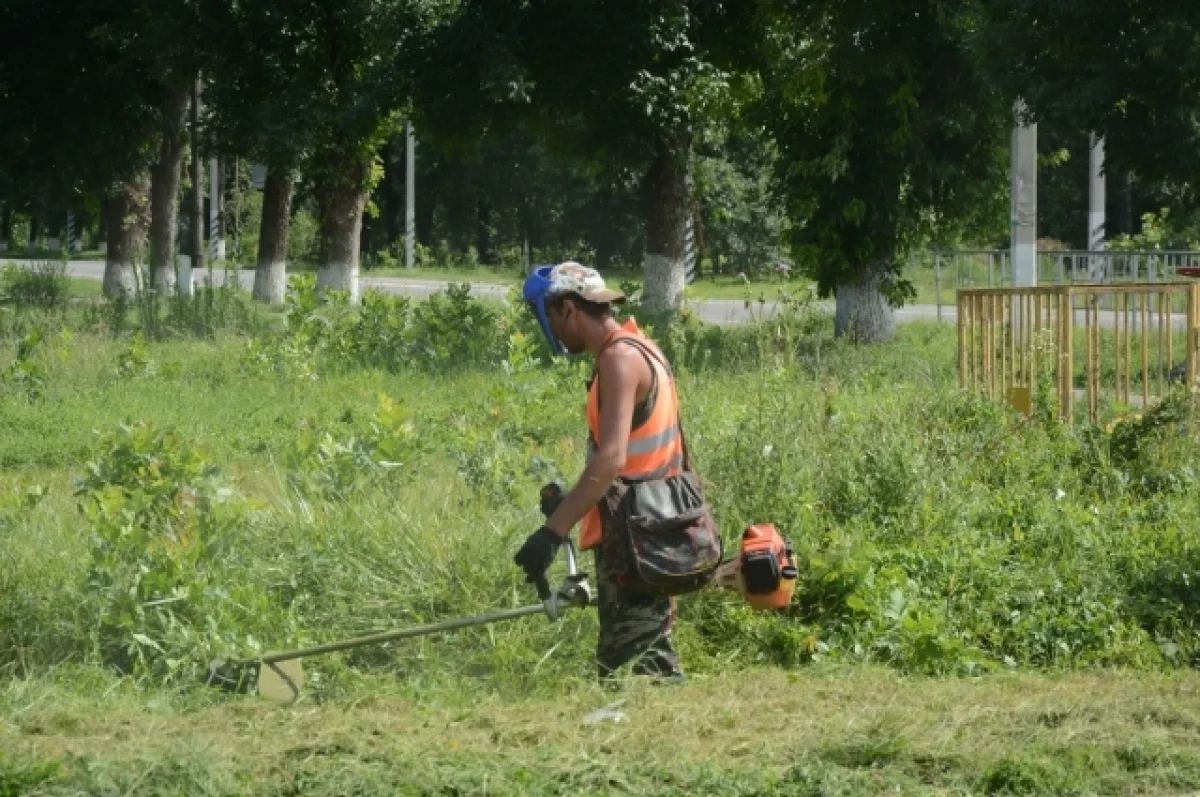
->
[715,523,799,610]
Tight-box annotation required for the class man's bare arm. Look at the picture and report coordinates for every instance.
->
[544,347,639,538]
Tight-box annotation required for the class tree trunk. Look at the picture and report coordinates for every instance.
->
[416,197,435,247]
[834,264,896,343]
[149,82,189,294]
[253,166,294,305]
[382,137,404,247]
[477,199,493,265]
[316,154,370,303]
[0,205,10,250]
[642,137,689,313]
[103,172,151,297]
[29,215,41,249]
[187,78,204,295]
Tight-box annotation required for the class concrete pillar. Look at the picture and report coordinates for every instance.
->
[1011,100,1038,288]
[405,123,415,270]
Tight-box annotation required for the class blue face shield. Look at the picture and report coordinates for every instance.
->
[523,265,567,355]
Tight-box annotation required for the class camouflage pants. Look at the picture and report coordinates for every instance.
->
[593,549,682,679]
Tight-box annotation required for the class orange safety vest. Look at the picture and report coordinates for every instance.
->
[579,318,685,551]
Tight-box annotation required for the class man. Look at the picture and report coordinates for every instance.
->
[514,262,686,681]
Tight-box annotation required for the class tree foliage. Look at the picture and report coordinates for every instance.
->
[756,0,1011,303]
[984,0,1200,194]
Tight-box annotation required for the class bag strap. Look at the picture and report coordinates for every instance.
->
[610,335,696,473]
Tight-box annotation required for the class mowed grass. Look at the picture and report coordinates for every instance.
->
[2,298,1200,794]
[3,666,1200,795]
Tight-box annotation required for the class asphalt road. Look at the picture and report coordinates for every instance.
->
[50,260,959,327]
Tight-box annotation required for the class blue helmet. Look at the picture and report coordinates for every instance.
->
[523,265,566,355]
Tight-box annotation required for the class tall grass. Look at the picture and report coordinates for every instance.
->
[1,279,1198,691]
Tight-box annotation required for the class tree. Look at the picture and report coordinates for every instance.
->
[692,128,790,277]
[982,1,1200,219]
[755,0,1010,341]
[273,0,436,302]
[202,0,317,303]
[0,0,164,296]
[112,0,207,294]
[412,1,760,313]
[376,124,646,270]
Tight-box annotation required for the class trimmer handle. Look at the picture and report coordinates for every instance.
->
[534,481,590,615]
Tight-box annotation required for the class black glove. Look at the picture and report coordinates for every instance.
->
[514,526,563,594]
[539,482,565,518]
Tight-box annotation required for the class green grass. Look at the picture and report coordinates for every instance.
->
[1,285,1199,794]
[66,276,101,298]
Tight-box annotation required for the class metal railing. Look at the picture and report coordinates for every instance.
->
[916,250,1200,319]
[957,282,1200,424]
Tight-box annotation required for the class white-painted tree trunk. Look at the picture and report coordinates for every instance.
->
[253,166,294,305]
[834,266,896,343]
[103,173,151,298]
[316,157,370,305]
[643,253,685,312]
[150,82,189,295]
[642,138,689,314]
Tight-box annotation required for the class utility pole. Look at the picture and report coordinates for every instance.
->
[1011,100,1038,289]
[405,123,415,270]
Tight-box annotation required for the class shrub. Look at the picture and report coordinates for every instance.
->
[0,261,68,312]
[75,421,250,680]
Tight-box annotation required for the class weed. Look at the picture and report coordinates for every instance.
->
[2,327,46,399]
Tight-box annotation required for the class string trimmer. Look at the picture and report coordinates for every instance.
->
[208,484,798,702]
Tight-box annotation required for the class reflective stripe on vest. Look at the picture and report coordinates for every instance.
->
[580,321,684,551]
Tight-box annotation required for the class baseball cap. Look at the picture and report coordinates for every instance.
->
[547,262,626,305]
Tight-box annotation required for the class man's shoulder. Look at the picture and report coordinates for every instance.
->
[602,335,670,364]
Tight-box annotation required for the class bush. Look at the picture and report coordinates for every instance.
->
[0,261,68,312]
[75,421,254,680]
[282,275,515,372]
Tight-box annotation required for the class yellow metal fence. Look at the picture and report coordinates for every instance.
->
[957,283,1200,423]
